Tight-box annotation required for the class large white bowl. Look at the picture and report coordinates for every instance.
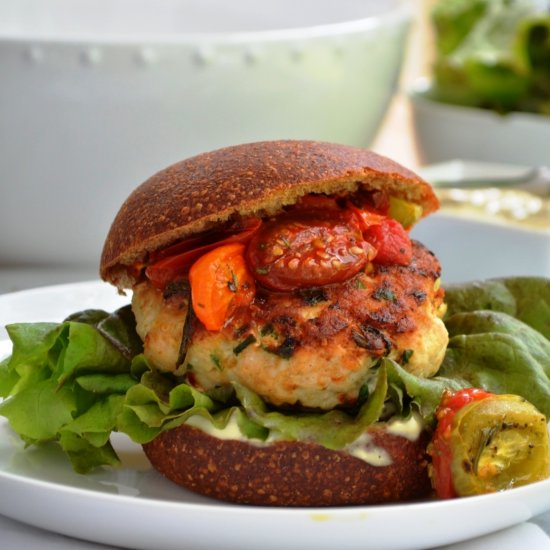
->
[0,0,411,266]
[409,79,550,167]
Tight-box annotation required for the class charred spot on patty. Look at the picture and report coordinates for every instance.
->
[409,289,427,304]
[271,336,299,359]
[297,288,329,306]
[352,325,392,356]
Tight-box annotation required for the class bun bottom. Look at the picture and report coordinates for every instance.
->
[143,423,432,506]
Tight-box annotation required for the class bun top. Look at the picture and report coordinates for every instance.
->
[100,140,439,288]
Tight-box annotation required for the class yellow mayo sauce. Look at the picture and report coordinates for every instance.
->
[184,411,424,466]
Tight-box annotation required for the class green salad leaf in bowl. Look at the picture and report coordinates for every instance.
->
[431,0,550,115]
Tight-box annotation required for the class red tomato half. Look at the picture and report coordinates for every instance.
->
[246,211,375,291]
[364,219,412,266]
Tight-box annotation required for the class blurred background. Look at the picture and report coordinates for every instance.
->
[0,0,548,291]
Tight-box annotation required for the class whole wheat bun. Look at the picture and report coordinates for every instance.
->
[143,423,432,506]
[100,140,438,289]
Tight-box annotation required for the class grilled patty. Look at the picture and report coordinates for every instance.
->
[132,240,447,410]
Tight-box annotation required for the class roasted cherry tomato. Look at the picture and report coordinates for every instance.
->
[349,205,387,231]
[363,218,413,266]
[146,218,261,289]
[246,211,375,291]
[429,388,550,499]
[189,243,256,331]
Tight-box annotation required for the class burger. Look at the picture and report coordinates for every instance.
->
[99,140,448,506]
[1,140,548,509]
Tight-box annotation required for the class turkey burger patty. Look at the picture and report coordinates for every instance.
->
[132,238,447,411]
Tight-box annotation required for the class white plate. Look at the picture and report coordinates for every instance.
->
[1,281,550,550]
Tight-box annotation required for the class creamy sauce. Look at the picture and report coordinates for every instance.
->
[385,412,424,441]
[185,411,425,467]
[344,432,392,466]
[185,413,244,441]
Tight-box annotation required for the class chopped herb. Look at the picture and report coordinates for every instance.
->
[401,349,414,365]
[353,277,366,290]
[210,354,222,370]
[281,236,292,249]
[373,286,397,302]
[227,270,238,293]
[274,336,298,359]
[357,382,370,406]
[233,334,257,355]
[255,266,269,275]
[260,323,277,337]
[186,363,194,371]
[297,288,328,306]
[409,289,427,303]
[176,284,195,368]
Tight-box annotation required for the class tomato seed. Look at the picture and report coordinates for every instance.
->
[288,258,300,270]
[313,238,325,249]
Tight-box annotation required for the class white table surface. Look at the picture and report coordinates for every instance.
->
[0,266,549,550]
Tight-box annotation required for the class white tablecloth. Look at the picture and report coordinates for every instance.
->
[1,511,550,549]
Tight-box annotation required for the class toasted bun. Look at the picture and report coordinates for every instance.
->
[142,423,432,506]
[100,140,438,289]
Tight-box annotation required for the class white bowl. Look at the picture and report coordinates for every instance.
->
[0,0,411,266]
[411,212,550,284]
[408,79,550,167]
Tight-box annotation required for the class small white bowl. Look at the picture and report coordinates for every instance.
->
[412,160,550,284]
[412,212,550,284]
[408,78,550,167]
[0,0,412,266]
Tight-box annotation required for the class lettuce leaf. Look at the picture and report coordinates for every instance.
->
[431,0,550,115]
[233,362,388,449]
[119,362,388,450]
[0,306,142,473]
[439,310,550,416]
[444,276,550,339]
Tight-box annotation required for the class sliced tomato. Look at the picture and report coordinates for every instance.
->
[246,211,374,291]
[188,243,256,331]
[429,388,492,499]
[146,218,261,289]
[364,218,413,266]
